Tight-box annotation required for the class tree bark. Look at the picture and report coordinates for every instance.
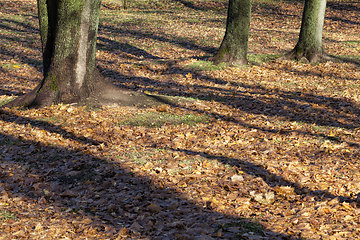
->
[212,0,251,66]
[285,0,327,62]
[6,0,157,108]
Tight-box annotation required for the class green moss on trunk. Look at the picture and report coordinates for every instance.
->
[213,0,251,65]
[286,0,327,62]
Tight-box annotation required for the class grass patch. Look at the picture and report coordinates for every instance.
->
[103,0,170,9]
[330,54,360,66]
[117,148,159,166]
[36,116,66,125]
[334,54,360,60]
[185,60,226,71]
[248,54,281,65]
[1,210,17,222]
[118,112,209,127]
[0,96,15,106]
[219,219,266,238]
[342,40,360,46]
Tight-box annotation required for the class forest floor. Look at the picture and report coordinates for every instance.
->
[0,0,360,239]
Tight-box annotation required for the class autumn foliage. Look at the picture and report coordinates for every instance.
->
[0,0,360,239]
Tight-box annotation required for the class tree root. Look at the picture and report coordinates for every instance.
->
[279,48,333,63]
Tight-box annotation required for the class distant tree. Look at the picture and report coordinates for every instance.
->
[6,0,155,108]
[122,0,127,9]
[212,0,252,65]
[285,0,327,62]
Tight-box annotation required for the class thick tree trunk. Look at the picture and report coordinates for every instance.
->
[285,0,327,62]
[6,0,157,108]
[212,0,251,66]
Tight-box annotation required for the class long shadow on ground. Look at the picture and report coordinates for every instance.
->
[99,25,218,55]
[0,111,291,239]
[95,24,360,132]
[99,62,360,132]
[166,147,360,205]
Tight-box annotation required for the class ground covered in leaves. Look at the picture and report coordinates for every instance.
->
[1,0,360,239]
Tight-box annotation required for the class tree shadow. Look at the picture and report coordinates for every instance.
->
[171,0,208,11]
[170,0,227,12]
[327,1,360,12]
[3,11,359,144]
[0,18,39,34]
[0,17,42,72]
[97,37,162,60]
[165,147,359,205]
[0,109,101,146]
[1,1,359,238]
[326,16,360,26]
[0,111,291,239]
[329,54,360,67]
[98,58,360,132]
[99,25,218,55]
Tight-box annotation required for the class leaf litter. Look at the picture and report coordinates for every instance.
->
[0,0,360,239]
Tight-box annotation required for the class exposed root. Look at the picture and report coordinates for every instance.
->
[280,48,332,63]
[211,53,248,66]
[3,72,168,109]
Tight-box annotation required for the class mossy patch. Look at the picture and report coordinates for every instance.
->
[0,96,15,106]
[48,73,58,91]
[248,54,282,64]
[185,60,226,71]
[218,219,266,239]
[1,210,18,222]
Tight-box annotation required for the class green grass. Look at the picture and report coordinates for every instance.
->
[342,40,360,46]
[1,210,17,222]
[118,112,209,127]
[36,116,66,125]
[334,54,360,60]
[124,151,149,165]
[103,0,170,9]
[117,148,158,166]
[185,60,226,71]
[0,97,15,106]
[248,54,281,65]
[218,219,266,239]
[330,54,360,66]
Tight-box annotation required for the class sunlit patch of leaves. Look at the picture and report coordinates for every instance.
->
[0,96,14,106]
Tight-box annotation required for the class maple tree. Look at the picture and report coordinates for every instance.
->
[6,0,156,108]
[212,0,251,65]
[285,0,327,62]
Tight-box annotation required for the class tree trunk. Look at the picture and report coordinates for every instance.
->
[285,0,327,62]
[212,0,251,66]
[6,0,157,108]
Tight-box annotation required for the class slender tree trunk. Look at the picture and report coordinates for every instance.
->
[6,0,157,108]
[285,0,327,62]
[212,0,251,65]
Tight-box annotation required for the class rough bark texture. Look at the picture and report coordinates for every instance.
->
[7,0,158,108]
[212,0,251,65]
[285,0,327,62]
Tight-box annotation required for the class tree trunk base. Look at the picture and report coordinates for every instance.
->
[81,80,165,108]
[4,71,166,109]
[280,48,331,63]
[211,52,248,66]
